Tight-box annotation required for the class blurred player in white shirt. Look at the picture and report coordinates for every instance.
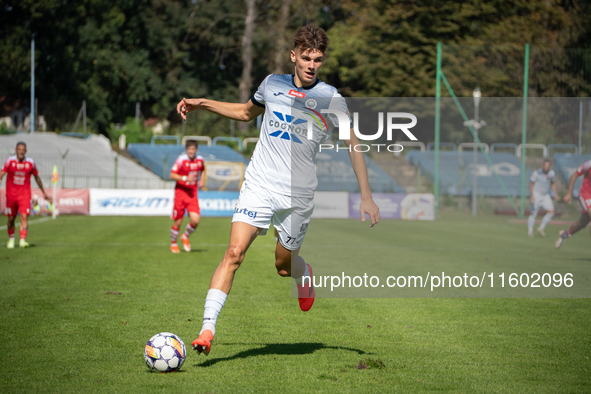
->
[527,159,559,237]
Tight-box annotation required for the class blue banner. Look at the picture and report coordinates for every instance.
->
[198,191,240,217]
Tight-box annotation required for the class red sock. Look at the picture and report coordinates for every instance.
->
[19,228,27,240]
[7,228,15,240]
[171,226,180,244]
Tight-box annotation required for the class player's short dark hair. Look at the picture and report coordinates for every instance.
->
[294,25,328,54]
[185,140,198,148]
[543,158,552,165]
[16,141,26,148]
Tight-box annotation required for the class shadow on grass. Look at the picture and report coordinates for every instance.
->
[195,342,368,368]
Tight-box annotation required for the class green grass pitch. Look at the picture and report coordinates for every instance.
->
[0,214,589,393]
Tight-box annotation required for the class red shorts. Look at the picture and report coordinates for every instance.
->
[579,188,591,213]
[171,189,200,220]
[4,195,31,217]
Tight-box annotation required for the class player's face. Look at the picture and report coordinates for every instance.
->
[543,161,551,173]
[15,144,26,161]
[291,47,324,87]
[186,145,197,160]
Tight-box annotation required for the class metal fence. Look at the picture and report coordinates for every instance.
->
[0,153,173,189]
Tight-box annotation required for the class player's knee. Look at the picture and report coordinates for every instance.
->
[224,245,246,267]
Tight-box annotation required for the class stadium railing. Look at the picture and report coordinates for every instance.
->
[458,142,489,153]
[427,142,457,151]
[517,143,548,158]
[212,136,243,151]
[548,144,578,157]
[393,141,425,157]
[181,136,212,146]
[490,143,519,156]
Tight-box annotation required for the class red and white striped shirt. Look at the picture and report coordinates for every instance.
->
[576,159,591,194]
[2,155,38,199]
[171,153,204,195]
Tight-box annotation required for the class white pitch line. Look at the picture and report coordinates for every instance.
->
[34,242,276,248]
[0,216,55,230]
[37,242,230,247]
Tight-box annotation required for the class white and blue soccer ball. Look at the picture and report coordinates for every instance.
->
[144,332,186,373]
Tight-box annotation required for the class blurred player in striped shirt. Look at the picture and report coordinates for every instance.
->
[555,159,591,248]
[1,142,51,249]
[169,140,205,253]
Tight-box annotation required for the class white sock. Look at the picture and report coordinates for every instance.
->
[184,222,197,238]
[294,263,310,285]
[539,212,554,230]
[170,226,179,244]
[200,289,227,337]
[527,212,536,233]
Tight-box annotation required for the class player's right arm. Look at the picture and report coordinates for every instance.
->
[0,157,8,181]
[529,181,535,202]
[563,172,579,204]
[169,172,196,182]
[176,98,264,122]
[563,161,591,203]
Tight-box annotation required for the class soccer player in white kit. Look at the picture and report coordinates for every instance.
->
[176,25,380,356]
[527,159,559,237]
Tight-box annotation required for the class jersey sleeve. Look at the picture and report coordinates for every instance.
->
[576,160,591,176]
[251,74,272,108]
[529,170,537,183]
[550,170,555,183]
[1,158,9,173]
[171,156,184,174]
[31,160,38,177]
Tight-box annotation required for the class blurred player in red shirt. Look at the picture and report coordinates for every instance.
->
[169,140,205,253]
[555,159,591,248]
[1,142,51,249]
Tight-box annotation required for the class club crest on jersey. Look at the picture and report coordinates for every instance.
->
[289,89,305,98]
[305,99,317,109]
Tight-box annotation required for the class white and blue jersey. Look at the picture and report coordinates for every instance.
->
[248,74,350,198]
[530,169,555,197]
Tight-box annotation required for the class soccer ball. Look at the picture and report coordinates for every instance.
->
[144,332,186,373]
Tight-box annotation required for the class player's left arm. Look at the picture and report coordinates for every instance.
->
[343,130,380,227]
[34,174,52,203]
[198,163,205,189]
[0,170,5,182]
[551,179,560,201]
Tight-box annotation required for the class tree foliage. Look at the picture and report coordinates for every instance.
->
[1,0,590,137]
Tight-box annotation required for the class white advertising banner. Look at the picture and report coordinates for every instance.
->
[312,191,350,219]
[89,189,174,216]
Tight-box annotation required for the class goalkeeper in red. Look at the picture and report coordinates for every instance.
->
[1,142,51,249]
[176,25,380,356]
[555,159,591,248]
[169,140,205,253]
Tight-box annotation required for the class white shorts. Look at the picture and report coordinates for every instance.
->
[531,193,554,213]
[231,182,314,251]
